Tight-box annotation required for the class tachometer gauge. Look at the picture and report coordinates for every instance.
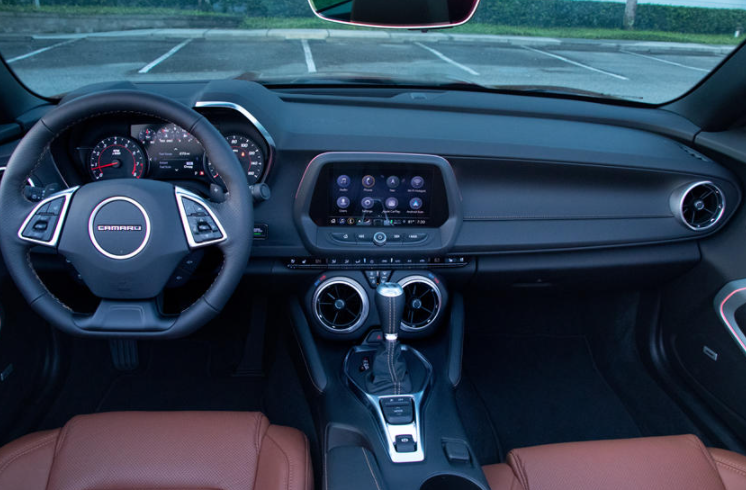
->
[89,136,147,181]
[206,135,266,186]
[227,135,265,185]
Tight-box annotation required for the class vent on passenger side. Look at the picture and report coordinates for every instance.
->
[399,276,442,331]
[313,277,369,332]
[673,181,725,231]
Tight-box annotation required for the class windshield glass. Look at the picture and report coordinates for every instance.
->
[0,0,743,103]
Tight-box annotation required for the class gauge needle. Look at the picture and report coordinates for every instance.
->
[91,162,120,170]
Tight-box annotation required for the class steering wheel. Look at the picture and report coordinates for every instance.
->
[0,91,253,338]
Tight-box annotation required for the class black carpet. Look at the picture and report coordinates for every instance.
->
[463,334,643,458]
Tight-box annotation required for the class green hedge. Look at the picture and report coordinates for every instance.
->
[473,0,746,34]
[4,0,745,34]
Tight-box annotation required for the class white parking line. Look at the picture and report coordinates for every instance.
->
[7,38,80,64]
[522,45,629,81]
[138,39,192,74]
[622,51,710,73]
[301,39,317,73]
[414,42,480,76]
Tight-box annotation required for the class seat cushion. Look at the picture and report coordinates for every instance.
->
[0,411,312,490]
[484,435,746,490]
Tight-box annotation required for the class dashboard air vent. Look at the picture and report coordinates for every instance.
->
[313,277,368,332]
[674,181,725,231]
[399,276,442,330]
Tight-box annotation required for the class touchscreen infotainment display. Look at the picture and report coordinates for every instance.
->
[313,163,447,227]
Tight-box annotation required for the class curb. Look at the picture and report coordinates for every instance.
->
[25,28,736,55]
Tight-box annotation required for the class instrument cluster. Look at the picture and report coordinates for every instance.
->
[86,122,267,186]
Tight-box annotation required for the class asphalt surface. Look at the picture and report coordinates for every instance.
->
[0,30,731,102]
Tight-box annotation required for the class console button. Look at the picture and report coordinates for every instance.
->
[356,231,373,242]
[381,397,414,425]
[388,232,403,242]
[395,435,417,453]
[402,232,428,243]
[330,232,355,243]
[373,232,387,246]
[365,270,379,288]
[443,441,471,464]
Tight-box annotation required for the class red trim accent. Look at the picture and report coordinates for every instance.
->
[719,287,746,352]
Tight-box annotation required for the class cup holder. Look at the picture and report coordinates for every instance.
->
[420,474,484,490]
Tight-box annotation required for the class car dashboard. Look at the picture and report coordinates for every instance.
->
[0,79,740,286]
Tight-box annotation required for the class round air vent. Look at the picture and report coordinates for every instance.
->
[673,181,725,231]
[399,276,442,331]
[313,277,369,332]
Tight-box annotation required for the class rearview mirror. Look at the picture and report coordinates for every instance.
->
[308,0,480,29]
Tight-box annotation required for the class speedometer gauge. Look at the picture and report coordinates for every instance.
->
[89,136,147,181]
[206,135,266,186]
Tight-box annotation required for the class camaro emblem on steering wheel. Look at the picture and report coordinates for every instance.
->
[88,196,151,260]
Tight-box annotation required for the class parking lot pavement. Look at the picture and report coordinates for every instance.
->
[0,30,729,102]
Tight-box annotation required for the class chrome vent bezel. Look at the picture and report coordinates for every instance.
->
[312,277,369,333]
[672,181,726,232]
[398,275,442,331]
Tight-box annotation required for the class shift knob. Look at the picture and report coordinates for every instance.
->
[376,282,405,340]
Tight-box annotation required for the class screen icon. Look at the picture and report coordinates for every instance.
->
[362,175,376,188]
[411,176,424,189]
[361,196,375,209]
[409,197,423,210]
[385,197,399,209]
[386,176,401,188]
[336,196,350,209]
[337,175,351,187]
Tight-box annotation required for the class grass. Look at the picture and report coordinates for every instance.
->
[240,16,743,44]
[0,5,742,45]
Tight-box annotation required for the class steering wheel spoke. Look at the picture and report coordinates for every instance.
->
[17,187,78,248]
[174,186,228,249]
[73,298,176,333]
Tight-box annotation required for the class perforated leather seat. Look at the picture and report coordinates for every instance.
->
[484,435,746,490]
[0,411,312,490]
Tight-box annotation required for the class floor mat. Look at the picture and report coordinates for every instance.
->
[463,334,642,459]
[96,339,265,412]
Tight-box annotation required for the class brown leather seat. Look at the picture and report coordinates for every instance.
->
[484,435,746,490]
[0,411,312,490]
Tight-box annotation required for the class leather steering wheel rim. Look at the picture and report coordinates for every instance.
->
[0,90,253,338]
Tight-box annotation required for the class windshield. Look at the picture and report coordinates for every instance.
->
[0,0,743,103]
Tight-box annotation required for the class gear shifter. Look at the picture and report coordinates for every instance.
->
[366,282,412,395]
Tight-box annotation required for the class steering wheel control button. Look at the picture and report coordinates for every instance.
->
[89,197,151,260]
[373,231,387,246]
[386,176,401,188]
[175,188,227,248]
[18,190,77,247]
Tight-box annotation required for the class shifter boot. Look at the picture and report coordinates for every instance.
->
[366,340,412,395]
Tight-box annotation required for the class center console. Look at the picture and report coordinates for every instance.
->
[293,152,463,255]
[290,152,487,490]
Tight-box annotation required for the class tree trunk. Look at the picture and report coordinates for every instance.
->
[623,0,637,30]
